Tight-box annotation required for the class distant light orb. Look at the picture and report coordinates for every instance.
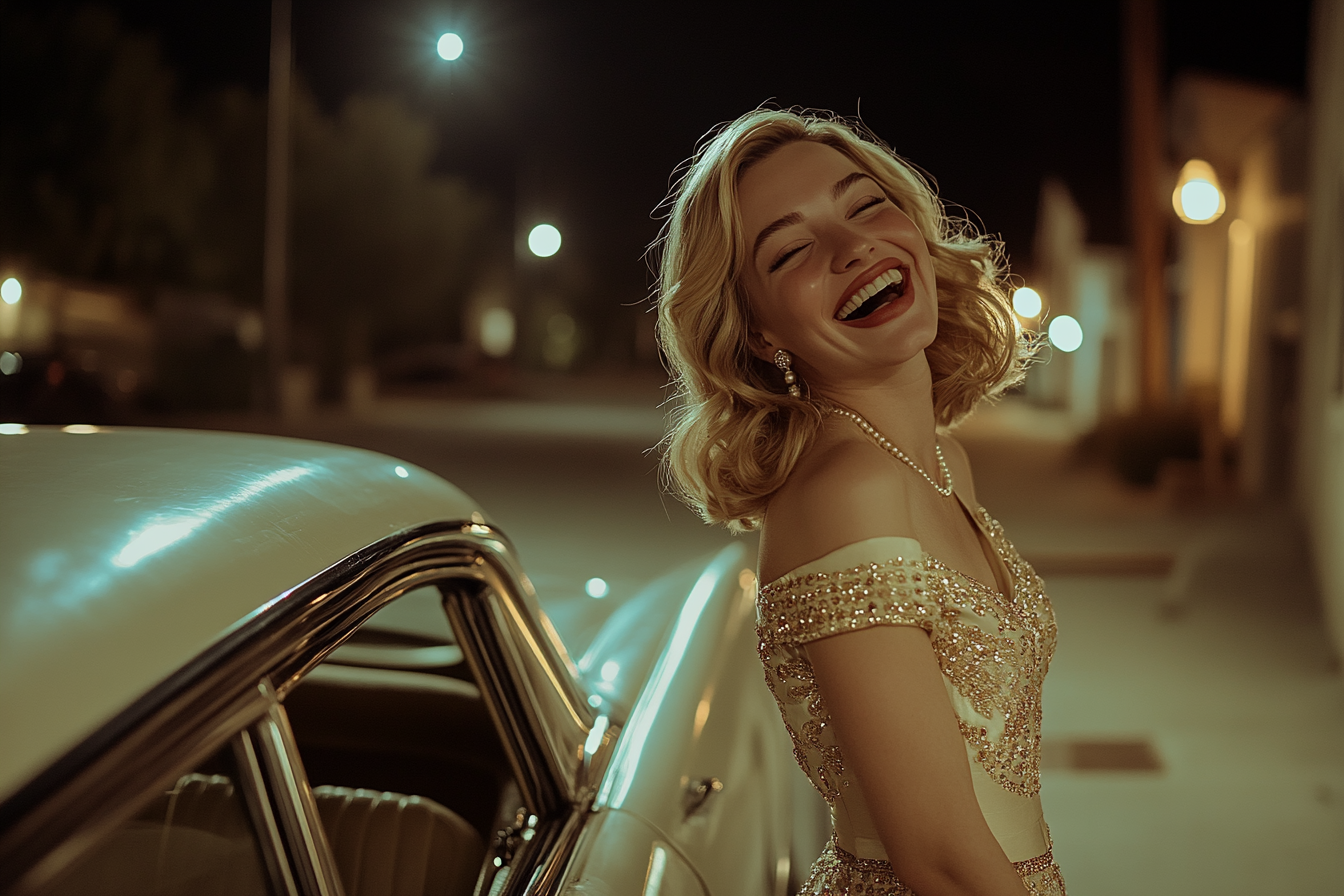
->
[1,277,20,305]
[1172,159,1225,224]
[480,307,516,358]
[585,577,609,599]
[236,311,264,352]
[1178,180,1221,222]
[394,465,409,478]
[528,224,562,258]
[0,423,29,435]
[600,660,619,682]
[0,351,20,376]
[1048,315,1084,353]
[1012,286,1042,319]
[436,32,463,61]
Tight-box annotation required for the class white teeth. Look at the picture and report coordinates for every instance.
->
[836,268,905,320]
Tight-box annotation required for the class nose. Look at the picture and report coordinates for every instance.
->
[828,222,878,273]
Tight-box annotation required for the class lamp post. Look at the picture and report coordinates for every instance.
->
[262,0,293,414]
[1125,0,1169,406]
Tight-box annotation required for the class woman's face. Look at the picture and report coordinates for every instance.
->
[738,140,938,393]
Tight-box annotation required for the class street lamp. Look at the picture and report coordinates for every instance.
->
[0,277,21,343]
[437,32,464,61]
[528,224,562,258]
[1012,286,1042,319]
[479,307,516,358]
[1173,159,1226,224]
[1048,315,1084,353]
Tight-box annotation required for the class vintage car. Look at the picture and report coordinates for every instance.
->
[0,426,828,896]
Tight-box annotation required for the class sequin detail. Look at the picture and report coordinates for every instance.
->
[756,507,1058,800]
[801,838,1067,895]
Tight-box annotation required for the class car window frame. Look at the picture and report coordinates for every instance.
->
[0,520,611,896]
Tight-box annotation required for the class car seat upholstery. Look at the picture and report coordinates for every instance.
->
[313,786,485,896]
[42,773,268,896]
[284,663,510,839]
[43,772,484,896]
[142,773,253,838]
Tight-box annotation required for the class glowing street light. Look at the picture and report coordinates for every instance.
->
[1,277,21,305]
[1173,159,1226,224]
[480,307,516,358]
[437,32,464,61]
[528,224,562,258]
[1048,314,1084,353]
[1012,286,1042,319]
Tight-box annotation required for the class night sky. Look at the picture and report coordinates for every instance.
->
[28,0,1316,304]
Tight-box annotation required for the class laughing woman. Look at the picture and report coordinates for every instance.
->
[655,109,1064,895]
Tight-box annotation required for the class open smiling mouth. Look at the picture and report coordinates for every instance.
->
[835,267,906,321]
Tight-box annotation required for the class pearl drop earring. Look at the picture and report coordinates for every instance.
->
[773,349,802,398]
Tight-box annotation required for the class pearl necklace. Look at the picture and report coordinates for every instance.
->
[827,404,954,497]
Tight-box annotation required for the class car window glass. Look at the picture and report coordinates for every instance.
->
[35,741,275,896]
[325,586,464,675]
[283,585,514,896]
[354,585,454,642]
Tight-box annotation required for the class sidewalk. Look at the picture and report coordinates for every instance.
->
[958,401,1344,896]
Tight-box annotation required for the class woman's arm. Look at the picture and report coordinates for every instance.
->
[806,626,1030,896]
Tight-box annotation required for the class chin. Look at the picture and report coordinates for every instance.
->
[891,308,938,360]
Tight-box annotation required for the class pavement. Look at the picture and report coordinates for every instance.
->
[956,401,1344,896]
[154,380,1344,895]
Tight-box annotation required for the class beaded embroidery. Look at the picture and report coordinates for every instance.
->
[756,506,1057,802]
[801,838,1067,896]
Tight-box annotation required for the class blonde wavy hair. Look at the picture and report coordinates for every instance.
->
[655,108,1033,533]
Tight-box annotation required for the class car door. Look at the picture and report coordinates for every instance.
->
[562,543,796,896]
[1,519,608,896]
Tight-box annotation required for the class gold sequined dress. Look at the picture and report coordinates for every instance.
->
[756,499,1066,895]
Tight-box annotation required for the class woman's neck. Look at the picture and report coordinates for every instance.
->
[815,354,940,472]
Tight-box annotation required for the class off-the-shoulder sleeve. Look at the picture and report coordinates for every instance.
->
[756,536,940,646]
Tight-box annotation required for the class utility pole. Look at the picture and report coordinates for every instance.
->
[1124,0,1169,407]
[263,0,292,412]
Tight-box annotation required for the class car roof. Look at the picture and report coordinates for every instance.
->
[0,426,482,803]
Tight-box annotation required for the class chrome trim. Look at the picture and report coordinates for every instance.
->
[0,520,600,893]
[474,802,590,896]
[255,697,344,896]
[233,724,300,896]
[518,805,590,894]
[440,545,595,814]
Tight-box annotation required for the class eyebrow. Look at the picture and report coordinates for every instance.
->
[751,171,878,262]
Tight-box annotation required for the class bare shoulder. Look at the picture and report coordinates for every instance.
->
[759,432,917,582]
[939,432,980,506]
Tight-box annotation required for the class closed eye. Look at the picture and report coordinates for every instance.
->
[851,195,886,216]
[768,244,806,273]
